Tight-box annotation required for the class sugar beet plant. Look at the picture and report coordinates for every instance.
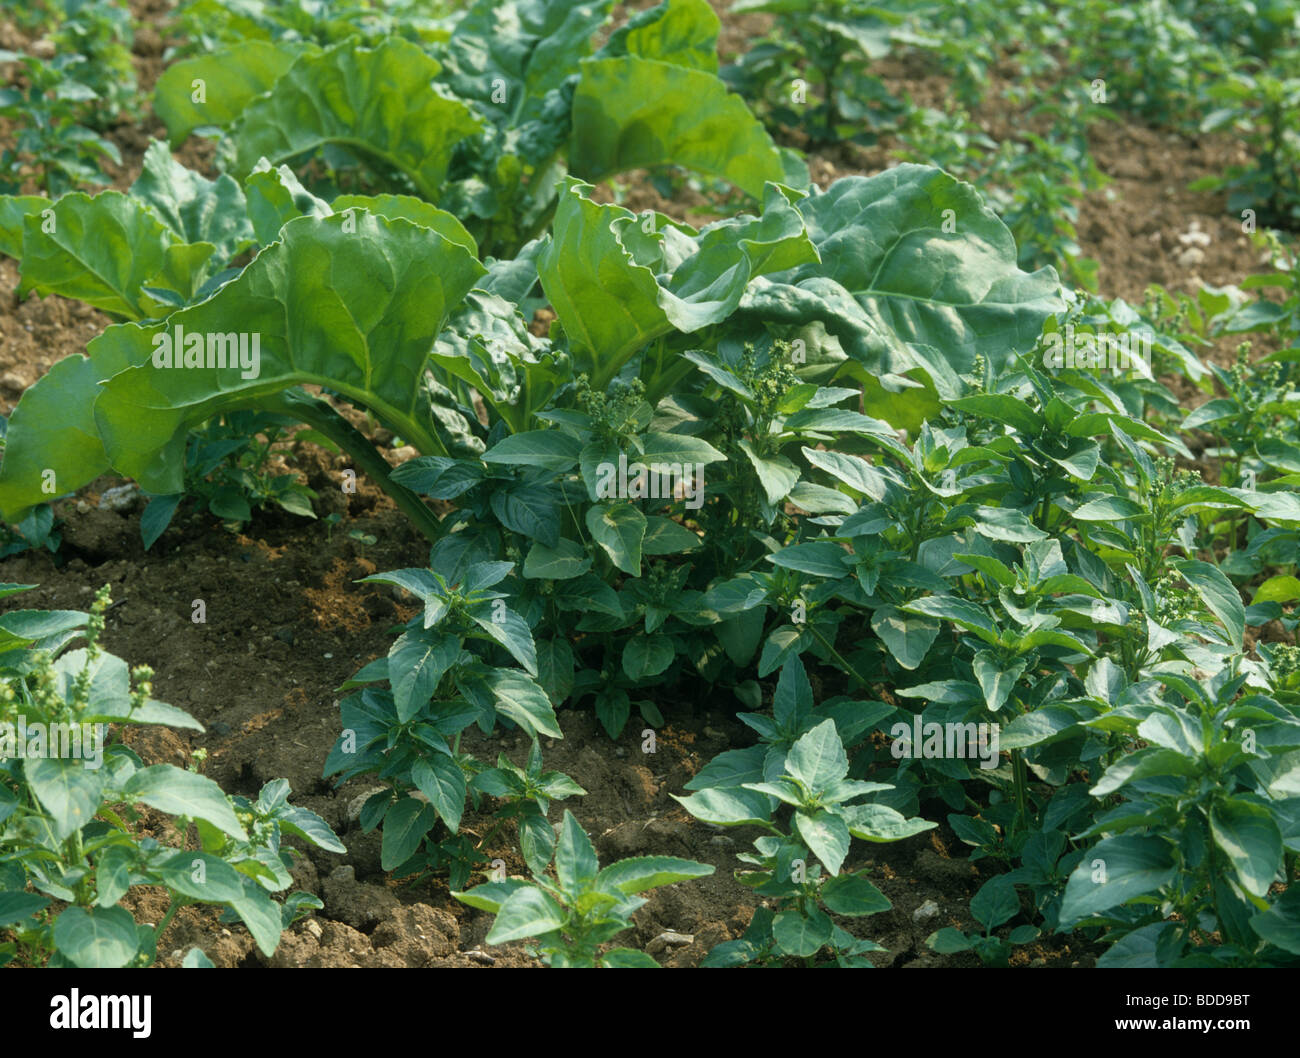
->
[0,585,344,967]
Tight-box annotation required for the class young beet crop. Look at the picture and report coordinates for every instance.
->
[0,0,1298,985]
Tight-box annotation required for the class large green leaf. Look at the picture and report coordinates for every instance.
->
[786,719,848,794]
[155,850,248,904]
[24,757,106,841]
[598,0,720,72]
[554,810,600,895]
[1058,833,1177,925]
[222,39,482,199]
[15,191,189,320]
[380,796,439,870]
[484,669,562,738]
[411,755,467,832]
[772,907,833,957]
[487,885,567,944]
[1210,798,1282,899]
[122,765,247,841]
[242,160,332,244]
[595,855,714,895]
[737,166,1064,392]
[820,873,890,916]
[389,630,460,722]
[153,40,316,145]
[331,194,478,255]
[131,140,255,266]
[0,354,109,522]
[441,0,614,127]
[1174,558,1245,651]
[585,502,647,575]
[1251,887,1300,954]
[673,786,774,826]
[90,212,484,494]
[0,195,46,259]
[538,179,816,386]
[871,605,939,670]
[52,906,140,968]
[794,807,851,875]
[571,56,785,197]
[0,891,50,926]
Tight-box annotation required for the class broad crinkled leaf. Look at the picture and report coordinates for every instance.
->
[0,355,109,522]
[571,56,785,197]
[16,191,190,320]
[131,140,255,265]
[222,39,482,199]
[332,194,478,256]
[0,195,46,259]
[242,161,332,245]
[90,212,485,494]
[597,0,721,72]
[539,180,816,383]
[442,0,613,125]
[737,166,1064,393]
[153,39,317,145]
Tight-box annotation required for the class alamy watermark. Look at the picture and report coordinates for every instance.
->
[594,454,705,511]
[50,990,151,1038]
[890,717,1000,770]
[0,718,105,769]
[151,322,262,379]
[1041,326,1151,375]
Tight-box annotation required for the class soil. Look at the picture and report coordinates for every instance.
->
[0,0,1283,968]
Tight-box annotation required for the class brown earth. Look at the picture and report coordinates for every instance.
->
[0,0,1287,968]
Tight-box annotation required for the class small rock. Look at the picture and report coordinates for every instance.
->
[347,786,390,821]
[1175,246,1205,268]
[465,949,495,965]
[911,899,941,924]
[613,747,627,758]
[76,500,91,514]
[98,484,141,512]
[170,949,183,961]
[646,931,694,954]
[304,919,323,940]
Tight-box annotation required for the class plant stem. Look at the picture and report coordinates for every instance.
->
[1012,750,1029,831]
[808,624,872,690]
[154,898,180,946]
[274,389,446,544]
